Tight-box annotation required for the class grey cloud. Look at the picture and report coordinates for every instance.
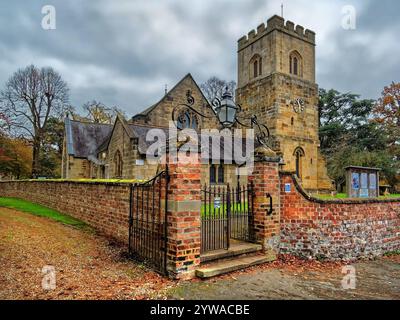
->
[317,0,400,99]
[0,0,398,115]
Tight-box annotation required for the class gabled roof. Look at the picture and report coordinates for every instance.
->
[64,117,113,158]
[132,73,213,119]
[65,114,257,163]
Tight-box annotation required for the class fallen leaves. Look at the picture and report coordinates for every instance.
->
[0,208,174,300]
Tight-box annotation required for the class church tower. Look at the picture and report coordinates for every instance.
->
[236,15,332,193]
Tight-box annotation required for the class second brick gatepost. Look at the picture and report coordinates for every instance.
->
[249,150,282,257]
[166,152,202,279]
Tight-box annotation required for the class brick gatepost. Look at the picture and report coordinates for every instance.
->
[249,152,282,255]
[165,152,202,279]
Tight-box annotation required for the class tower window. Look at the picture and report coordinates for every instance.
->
[293,57,299,76]
[250,54,262,79]
[289,51,302,77]
[293,147,305,179]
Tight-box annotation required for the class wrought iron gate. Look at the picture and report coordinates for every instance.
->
[201,182,255,254]
[128,168,169,275]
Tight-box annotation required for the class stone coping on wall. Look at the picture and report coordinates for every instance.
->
[279,171,400,204]
[0,179,136,187]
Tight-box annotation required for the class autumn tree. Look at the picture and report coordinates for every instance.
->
[372,82,400,159]
[200,76,236,106]
[318,88,398,188]
[0,134,32,179]
[0,65,69,177]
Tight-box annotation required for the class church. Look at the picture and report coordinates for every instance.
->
[61,15,333,194]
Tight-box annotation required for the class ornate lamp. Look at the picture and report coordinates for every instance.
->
[213,87,240,128]
[171,88,272,148]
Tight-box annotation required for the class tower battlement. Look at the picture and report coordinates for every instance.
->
[238,15,315,51]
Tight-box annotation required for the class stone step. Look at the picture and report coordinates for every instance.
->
[196,252,276,279]
[201,242,263,263]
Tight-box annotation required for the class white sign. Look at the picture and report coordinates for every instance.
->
[214,197,221,209]
[135,159,145,166]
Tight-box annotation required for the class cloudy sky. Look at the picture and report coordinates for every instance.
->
[0,0,399,116]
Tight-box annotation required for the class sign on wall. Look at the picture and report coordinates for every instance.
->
[214,197,221,209]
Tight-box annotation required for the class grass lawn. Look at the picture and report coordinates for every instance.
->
[315,193,400,200]
[201,202,249,216]
[0,197,88,229]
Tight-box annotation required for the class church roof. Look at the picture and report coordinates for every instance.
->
[132,73,213,120]
[64,117,113,158]
[64,73,251,163]
[65,115,256,163]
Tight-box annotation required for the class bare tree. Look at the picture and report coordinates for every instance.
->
[0,65,69,177]
[80,100,124,124]
[200,76,237,107]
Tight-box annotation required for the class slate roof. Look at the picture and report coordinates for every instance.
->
[65,117,113,158]
[65,116,256,163]
[64,73,254,163]
[127,124,257,162]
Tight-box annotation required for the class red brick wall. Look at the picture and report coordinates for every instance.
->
[166,153,201,279]
[0,181,130,244]
[249,160,281,252]
[280,173,400,260]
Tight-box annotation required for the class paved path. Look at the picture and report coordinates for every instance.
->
[170,256,400,300]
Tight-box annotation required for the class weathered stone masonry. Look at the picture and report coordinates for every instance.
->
[280,173,400,260]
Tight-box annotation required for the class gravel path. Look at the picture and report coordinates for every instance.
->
[0,208,174,300]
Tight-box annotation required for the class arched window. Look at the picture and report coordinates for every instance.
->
[253,60,258,78]
[293,57,299,76]
[289,51,302,77]
[210,164,216,184]
[177,110,199,130]
[209,164,225,184]
[293,147,305,179]
[249,54,262,79]
[218,165,224,184]
[114,150,123,178]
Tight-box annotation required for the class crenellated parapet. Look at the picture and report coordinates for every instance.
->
[238,15,315,51]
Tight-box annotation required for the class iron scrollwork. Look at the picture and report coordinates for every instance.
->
[172,88,272,149]
[172,90,213,129]
[234,109,271,148]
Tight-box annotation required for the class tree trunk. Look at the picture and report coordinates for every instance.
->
[31,138,41,178]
